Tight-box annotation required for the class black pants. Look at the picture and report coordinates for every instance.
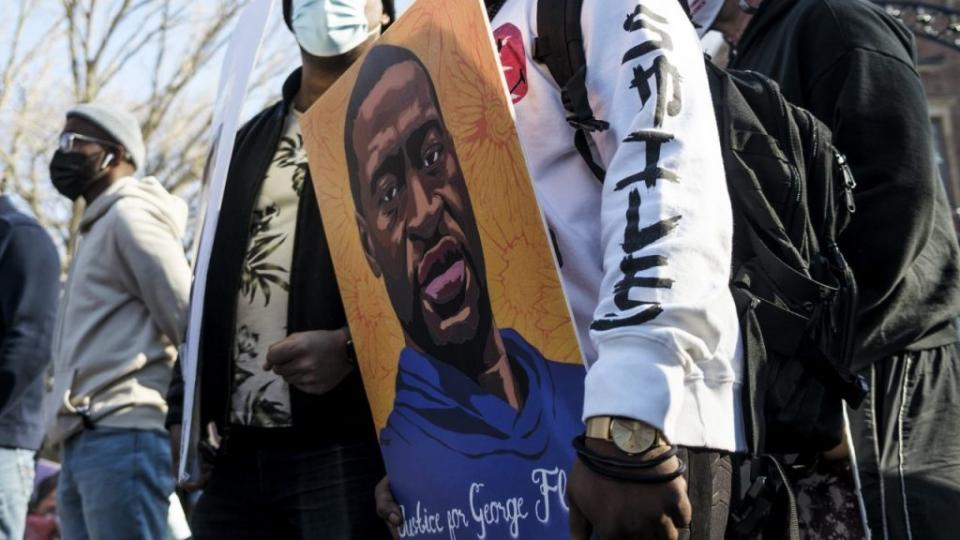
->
[190,427,390,540]
[680,447,733,540]
[849,343,960,540]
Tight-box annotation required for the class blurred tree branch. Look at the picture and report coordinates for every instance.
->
[0,0,297,271]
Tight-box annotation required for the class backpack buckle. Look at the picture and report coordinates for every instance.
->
[729,473,777,534]
[560,69,609,134]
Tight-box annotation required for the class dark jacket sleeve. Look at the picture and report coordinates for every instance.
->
[798,1,956,361]
[805,47,936,312]
[0,222,60,416]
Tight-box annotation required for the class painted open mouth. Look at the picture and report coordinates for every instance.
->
[418,236,468,317]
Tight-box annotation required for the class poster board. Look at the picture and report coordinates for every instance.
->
[178,0,275,483]
[300,0,585,536]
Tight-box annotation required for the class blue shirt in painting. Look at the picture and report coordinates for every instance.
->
[381,329,585,539]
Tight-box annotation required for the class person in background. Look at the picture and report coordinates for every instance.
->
[165,1,393,538]
[26,472,60,540]
[0,194,60,540]
[45,103,191,540]
[709,0,960,537]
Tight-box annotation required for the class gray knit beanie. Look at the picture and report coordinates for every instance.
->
[66,103,146,171]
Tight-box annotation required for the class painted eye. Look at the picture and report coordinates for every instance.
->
[380,184,399,205]
[422,143,443,168]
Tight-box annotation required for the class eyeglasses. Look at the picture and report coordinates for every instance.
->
[58,131,122,154]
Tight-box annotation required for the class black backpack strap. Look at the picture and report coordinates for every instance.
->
[729,455,801,540]
[766,456,801,540]
[533,0,609,181]
[573,129,606,181]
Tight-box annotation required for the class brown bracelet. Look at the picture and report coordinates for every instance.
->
[572,435,686,483]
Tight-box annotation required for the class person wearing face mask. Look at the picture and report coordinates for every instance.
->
[44,104,192,540]
[163,1,393,538]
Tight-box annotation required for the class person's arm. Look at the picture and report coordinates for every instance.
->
[566,2,739,537]
[803,30,940,358]
[122,199,194,485]
[581,0,740,448]
[0,222,60,415]
[113,199,192,346]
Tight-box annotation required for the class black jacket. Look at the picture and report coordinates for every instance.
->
[0,195,60,450]
[729,0,960,370]
[166,71,379,446]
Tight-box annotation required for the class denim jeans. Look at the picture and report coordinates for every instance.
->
[0,447,35,540]
[58,428,174,540]
[190,427,390,540]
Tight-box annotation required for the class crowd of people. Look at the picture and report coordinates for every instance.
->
[1,0,958,538]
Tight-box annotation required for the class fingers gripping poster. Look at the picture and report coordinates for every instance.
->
[300,0,585,537]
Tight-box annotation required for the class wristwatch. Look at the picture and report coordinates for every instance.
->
[585,416,669,455]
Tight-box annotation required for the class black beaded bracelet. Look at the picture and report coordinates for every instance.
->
[572,435,687,483]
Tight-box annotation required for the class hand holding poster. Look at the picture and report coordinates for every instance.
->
[300,0,586,537]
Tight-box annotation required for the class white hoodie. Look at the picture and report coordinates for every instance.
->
[492,0,744,451]
[46,177,191,445]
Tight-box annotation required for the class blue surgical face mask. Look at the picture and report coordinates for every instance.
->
[292,0,379,58]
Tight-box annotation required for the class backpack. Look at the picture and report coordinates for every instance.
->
[529,0,868,459]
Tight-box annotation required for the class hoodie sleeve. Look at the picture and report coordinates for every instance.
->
[0,221,60,416]
[799,7,950,362]
[113,199,192,347]
[578,0,741,449]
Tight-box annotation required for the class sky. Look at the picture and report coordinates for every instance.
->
[6,0,420,128]
[3,0,719,162]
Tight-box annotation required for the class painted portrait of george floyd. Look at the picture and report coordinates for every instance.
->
[301,0,584,537]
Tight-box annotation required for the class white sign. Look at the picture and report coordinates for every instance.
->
[179,0,276,483]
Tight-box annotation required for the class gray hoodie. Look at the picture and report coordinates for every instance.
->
[46,176,191,445]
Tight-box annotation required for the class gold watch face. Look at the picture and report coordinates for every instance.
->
[609,418,657,454]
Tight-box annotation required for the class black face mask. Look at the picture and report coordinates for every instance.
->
[49,150,108,201]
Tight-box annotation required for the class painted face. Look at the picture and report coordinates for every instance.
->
[351,60,490,354]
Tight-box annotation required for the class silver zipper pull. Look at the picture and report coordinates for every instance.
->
[836,151,857,213]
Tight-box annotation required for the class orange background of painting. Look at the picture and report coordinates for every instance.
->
[300,0,581,432]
